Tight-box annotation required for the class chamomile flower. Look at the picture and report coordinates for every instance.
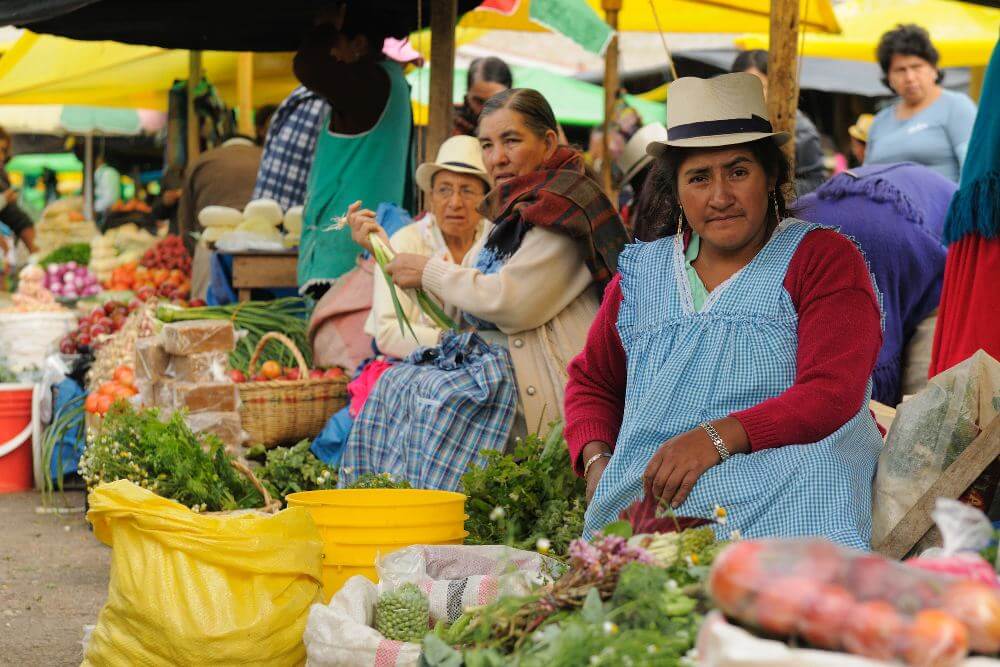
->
[536,538,551,554]
[489,506,506,521]
[713,505,728,525]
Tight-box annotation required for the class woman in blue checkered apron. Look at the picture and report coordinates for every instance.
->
[579,74,884,549]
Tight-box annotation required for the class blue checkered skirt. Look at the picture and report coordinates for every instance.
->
[584,220,883,549]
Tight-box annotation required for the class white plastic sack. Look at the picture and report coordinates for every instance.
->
[697,611,1000,667]
[0,311,76,376]
[376,544,562,622]
[873,350,1000,546]
[304,576,421,667]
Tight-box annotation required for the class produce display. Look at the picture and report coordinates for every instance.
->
[376,583,431,643]
[78,403,264,512]
[422,523,720,666]
[248,439,338,504]
[60,299,143,354]
[85,365,138,416]
[2,265,63,313]
[35,197,98,255]
[89,224,158,283]
[156,298,313,372]
[84,302,158,387]
[141,235,191,274]
[462,422,586,557]
[708,537,1000,665]
[43,262,101,299]
[39,243,91,268]
[227,363,346,383]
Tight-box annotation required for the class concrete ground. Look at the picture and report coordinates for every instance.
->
[0,490,109,667]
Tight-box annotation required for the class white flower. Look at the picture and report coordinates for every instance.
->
[342,466,354,475]
[536,538,551,554]
[509,491,520,501]
[666,579,678,591]
[647,645,658,654]
[322,470,331,478]
[729,529,742,540]
[316,477,325,485]
[713,505,728,525]
[602,621,619,635]
[489,506,506,521]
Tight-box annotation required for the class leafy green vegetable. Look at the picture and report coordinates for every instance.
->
[79,404,263,511]
[347,472,413,489]
[461,421,585,557]
[40,243,91,267]
[252,439,337,505]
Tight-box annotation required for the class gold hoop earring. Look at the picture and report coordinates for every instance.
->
[676,210,684,236]
[772,191,781,223]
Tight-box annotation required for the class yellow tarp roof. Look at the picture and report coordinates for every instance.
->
[459,0,840,34]
[736,0,999,68]
[0,32,298,110]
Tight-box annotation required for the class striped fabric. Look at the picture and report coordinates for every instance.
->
[585,219,884,550]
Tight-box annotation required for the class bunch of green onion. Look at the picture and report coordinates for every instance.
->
[370,234,458,339]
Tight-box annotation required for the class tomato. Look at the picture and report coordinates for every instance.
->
[792,540,846,584]
[308,369,325,379]
[111,385,135,401]
[942,580,1000,653]
[85,393,100,413]
[284,368,301,381]
[251,373,267,382]
[95,395,113,414]
[842,600,906,660]
[708,541,767,616]
[113,366,135,387]
[98,382,117,397]
[227,369,247,383]
[847,554,894,601]
[261,360,282,380]
[750,576,822,637]
[323,367,346,379]
[899,609,968,667]
[798,583,855,650]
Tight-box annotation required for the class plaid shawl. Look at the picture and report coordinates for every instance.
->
[478,146,630,283]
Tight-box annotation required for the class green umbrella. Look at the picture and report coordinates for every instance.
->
[408,65,664,127]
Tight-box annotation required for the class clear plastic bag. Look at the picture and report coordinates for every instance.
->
[161,320,235,355]
[708,537,1000,665]
[874,351,1000,545]
[907,498,1000,588]
[165,351,229,383]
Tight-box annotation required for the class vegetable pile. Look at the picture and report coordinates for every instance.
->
[462,422,586,558]
[423,523,721,666]
[248,439,338,505]
[141,235,191,273]
[43,262,101,299]
[60,299,141,354]
[39,243,91,268]
[376,584,431,643]
[228,363,346,383]
[85,365,138,416]
[157,298,313,372]
[79,403,263,512]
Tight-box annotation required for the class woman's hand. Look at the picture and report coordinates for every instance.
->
[386,253,430,289]
[582,441,612,503]
[643,417,749,509]
[346,200,388,253]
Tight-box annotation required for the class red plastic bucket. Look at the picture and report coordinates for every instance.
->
[0,385,34,494]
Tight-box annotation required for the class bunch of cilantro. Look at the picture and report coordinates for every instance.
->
[250,439,337,505]
[461,421,586,557]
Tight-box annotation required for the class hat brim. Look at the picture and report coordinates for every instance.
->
[621,155,654,186]
[415,162,490,193]
[646,131,791,160]
[847,127,867,142]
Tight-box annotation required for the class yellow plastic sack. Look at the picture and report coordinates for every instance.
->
[82,480,323,667]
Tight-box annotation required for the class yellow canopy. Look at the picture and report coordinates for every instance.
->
[459,0,840,34]
[0,32,298,110]
[736,0,999,68]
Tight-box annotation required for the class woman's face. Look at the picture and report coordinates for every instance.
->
[478,108,558,186]
[676,146,775,253]
[466,80,508,116]
[429,171,488,240]
[887,53,939,106]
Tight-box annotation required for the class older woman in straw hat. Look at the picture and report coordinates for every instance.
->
[359,135,493,359]
[566,73,885,548]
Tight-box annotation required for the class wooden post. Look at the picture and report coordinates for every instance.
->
[186,50,203,164]
[969,66,985,103]
[426,0,457,165]
[237,52,255,136]
[83,132,94,222]
[767,0,800,174]
[601,0,621,198]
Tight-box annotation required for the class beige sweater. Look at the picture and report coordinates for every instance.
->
[422,227,598,430]
[365,216,490,359]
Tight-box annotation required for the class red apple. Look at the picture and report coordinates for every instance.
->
[323,367,346,379]
[308,369,324,379]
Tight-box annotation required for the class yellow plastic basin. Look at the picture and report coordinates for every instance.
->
[286,489,468,601]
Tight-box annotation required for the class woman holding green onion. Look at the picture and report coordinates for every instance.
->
[353,136,493,359]
[349,88,629,435]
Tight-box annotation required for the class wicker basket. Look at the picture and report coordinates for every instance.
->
[211,459,283,515]
[238,332,348,448]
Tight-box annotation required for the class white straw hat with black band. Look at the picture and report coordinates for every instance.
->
[646,72,790,159]
[617,122,668,185]
[415,135,491,193]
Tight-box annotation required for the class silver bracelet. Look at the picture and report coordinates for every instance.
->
[700,422,731,462]
[583,451,611,478]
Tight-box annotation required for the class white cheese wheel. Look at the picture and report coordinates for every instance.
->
[198,205,244,228]
[283,206,304,235]
[202,226,236,243]
[242,199,283,226]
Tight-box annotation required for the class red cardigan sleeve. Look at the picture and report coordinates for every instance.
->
[564,275,627,476]
[732,229,883,450]
[563,229,883,472]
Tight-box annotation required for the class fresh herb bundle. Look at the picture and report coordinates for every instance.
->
[39,243,91,268]
[461,422,586,557]
[251,439,337,504]
[157,297,312,372]
[347,472,413,489]
[79,404,262,512]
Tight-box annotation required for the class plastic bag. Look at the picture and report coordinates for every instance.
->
[874,351,1000,545]
[83,480,323,667]
[375,544,562,622]
[708,537,1000,665]
[907,498,1000,587]
[303,576,422,667]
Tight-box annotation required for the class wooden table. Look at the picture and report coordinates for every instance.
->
[228,251,298,302]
